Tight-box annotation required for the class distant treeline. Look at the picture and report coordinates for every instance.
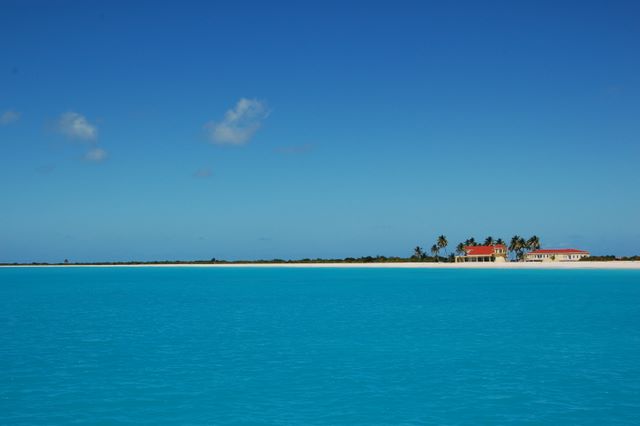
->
[2,254,639,266]
[0,255,447,266]
[579,255,640,261]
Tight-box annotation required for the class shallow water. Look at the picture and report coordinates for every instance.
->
[1,267,640,424]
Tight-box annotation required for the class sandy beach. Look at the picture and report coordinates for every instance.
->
[4,261,640,269]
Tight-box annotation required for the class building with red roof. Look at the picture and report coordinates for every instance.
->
[455,244,508,263]
[525,248,590,262]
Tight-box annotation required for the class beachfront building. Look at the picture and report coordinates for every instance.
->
[525,249,590,262]
[455,244,508,263]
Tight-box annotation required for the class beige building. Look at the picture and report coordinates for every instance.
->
[455,244,508,263]
[525,249,589,262]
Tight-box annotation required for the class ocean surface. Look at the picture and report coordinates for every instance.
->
[1,267,640,425]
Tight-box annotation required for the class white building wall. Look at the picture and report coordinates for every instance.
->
[525,253,589,262]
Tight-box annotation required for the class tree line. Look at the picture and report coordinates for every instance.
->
[412,235,542,262]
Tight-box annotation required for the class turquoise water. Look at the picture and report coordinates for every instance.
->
[1,267,640,425]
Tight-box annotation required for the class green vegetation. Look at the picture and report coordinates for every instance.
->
[451,234,543,261]
[579,255,640,261]
[527,235,541,251]
[1,255,439,266]
[430,244,439,260]
[437,235,448,261]
[2,252,639,266]
[506,234,542,261]
[413,246,424,260]
[508,235,527,260]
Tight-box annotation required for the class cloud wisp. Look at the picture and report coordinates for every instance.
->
[84,147,108,162]
[57,112,98,141]
[0,109,20,125]
[205,98,269,145]
[56,111,108,162]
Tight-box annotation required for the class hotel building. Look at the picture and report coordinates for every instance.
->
[525,249,590,262]
[455,244,508,263]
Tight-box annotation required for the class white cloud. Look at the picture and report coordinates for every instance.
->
[84,147,107,162]
[56,112,108,164]
[0,110,20,125]
[58,112,97,141]
[205,98,269,145]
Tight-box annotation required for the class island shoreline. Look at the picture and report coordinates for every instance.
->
[2,261,640,269]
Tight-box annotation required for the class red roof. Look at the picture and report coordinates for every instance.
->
[464,244,506,256]
[529,249,589,254]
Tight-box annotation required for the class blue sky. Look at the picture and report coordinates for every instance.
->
[1,0,639,262]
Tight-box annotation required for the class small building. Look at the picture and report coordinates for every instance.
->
[525,249,589,262]
[455,244,508,263]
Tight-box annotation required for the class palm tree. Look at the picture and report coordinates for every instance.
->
[413,246,424,260]
[509,235,522,261]
[464,237,477,247]
[430,244,440,262]
[437,235,448,258]
[527,235,541,251]
[495,238,505,245]
[484,236,494,246]
[517,236,527,260]
[456,242,465,256]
